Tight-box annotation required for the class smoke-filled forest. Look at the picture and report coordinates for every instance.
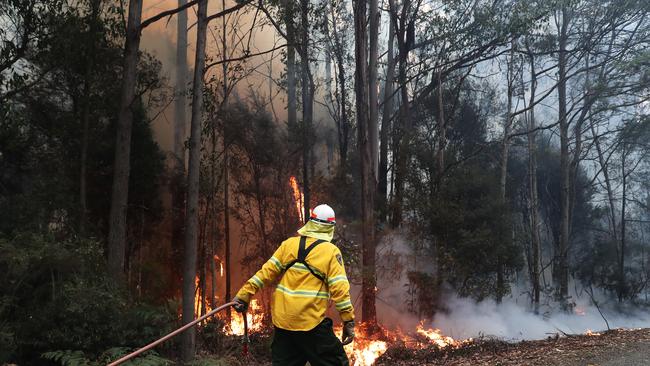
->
[1,0,649,364]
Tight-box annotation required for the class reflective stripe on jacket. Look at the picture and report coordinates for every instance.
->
[235,236,354,331]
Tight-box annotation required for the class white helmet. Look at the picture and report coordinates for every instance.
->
[309,204,336,225]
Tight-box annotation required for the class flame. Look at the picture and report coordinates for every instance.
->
[585,329,601,336]
[194,276,201,316]
[334,325,388,366]
[193,276,214,318]
[223,299,265,335]
[214,255,224,277]
[349,339,388,366]
[332,321,472,365]
[289,176,305,222]
[415,321,462,348]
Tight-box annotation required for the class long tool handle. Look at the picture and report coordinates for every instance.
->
[107,301,237,366]
[242,310,249,357]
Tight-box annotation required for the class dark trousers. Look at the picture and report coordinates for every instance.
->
[271,318,349,366]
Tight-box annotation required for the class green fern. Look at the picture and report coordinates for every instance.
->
[41,350,92,366]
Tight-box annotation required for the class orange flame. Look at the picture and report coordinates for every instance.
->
[350,339,388,366]
[214,255,224,277]
[289,176,305,222]
[331,321,472,365]
[585,329,602,336]
[223,299,264,335]
[333,325,389,366]
[415,321,463,348]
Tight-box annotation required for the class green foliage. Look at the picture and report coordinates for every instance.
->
[0,234,176,364]
[0,1,165,237]
[42,348,172,366]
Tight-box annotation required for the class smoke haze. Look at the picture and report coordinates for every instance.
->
[431,293,650,341]
[371,233,650,342]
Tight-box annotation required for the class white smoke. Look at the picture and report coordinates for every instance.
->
[373,231,650,341]
[430,292,650,341]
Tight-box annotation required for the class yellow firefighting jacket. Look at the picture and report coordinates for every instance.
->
[235,233,354,331]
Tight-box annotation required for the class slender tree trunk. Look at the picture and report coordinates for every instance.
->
[368,0,379,179]
[172,0,189,283]
[79,0,101,235]
[619,147,627,302]
[222,0,232,309]
[378,10,395,222]
[591,123,617,242]
[224,150,231,302]
[354,0,377,326]
[175,0,188,165]
[324,7,332,101]
[181,0,208,361]
[557,7,570,305]
[391,0,411,227]
[434,70,446,186]
[496,41,516,303]
[285,0,296,131]
[300,0,312,220]
[525,43,541,312]
[329,5,349,169]
[108,0,143,279]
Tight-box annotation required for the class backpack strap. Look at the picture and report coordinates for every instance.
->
[283,236,327,282]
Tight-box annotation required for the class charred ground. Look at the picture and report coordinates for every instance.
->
[377,328,650,366]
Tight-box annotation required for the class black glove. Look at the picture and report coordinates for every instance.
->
[232,296,248,313]
[341,320,355,345]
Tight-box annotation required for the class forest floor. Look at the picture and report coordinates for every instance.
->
[377,328,650,365]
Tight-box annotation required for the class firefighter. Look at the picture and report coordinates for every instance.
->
[232,204,355,366]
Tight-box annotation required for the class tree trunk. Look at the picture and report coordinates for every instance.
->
[557,7,570,305]
[285,0,296,131]
[172,0,189,285]
[79,0,101,235]
[300,0,312,220]
[224,150,231,303]
[526,42,540,312]
[391,0,411,227]
[378,8,395,222]
[181,0,208,361]
[496,41,516,303]
[329,4,349,169]
[354,0,377,326]
[222,0,232,310]
[591,122,617,243]
[618,146,627,302]
[368,0,379,180]
[175,0,188,166]
[107,0,143,279]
